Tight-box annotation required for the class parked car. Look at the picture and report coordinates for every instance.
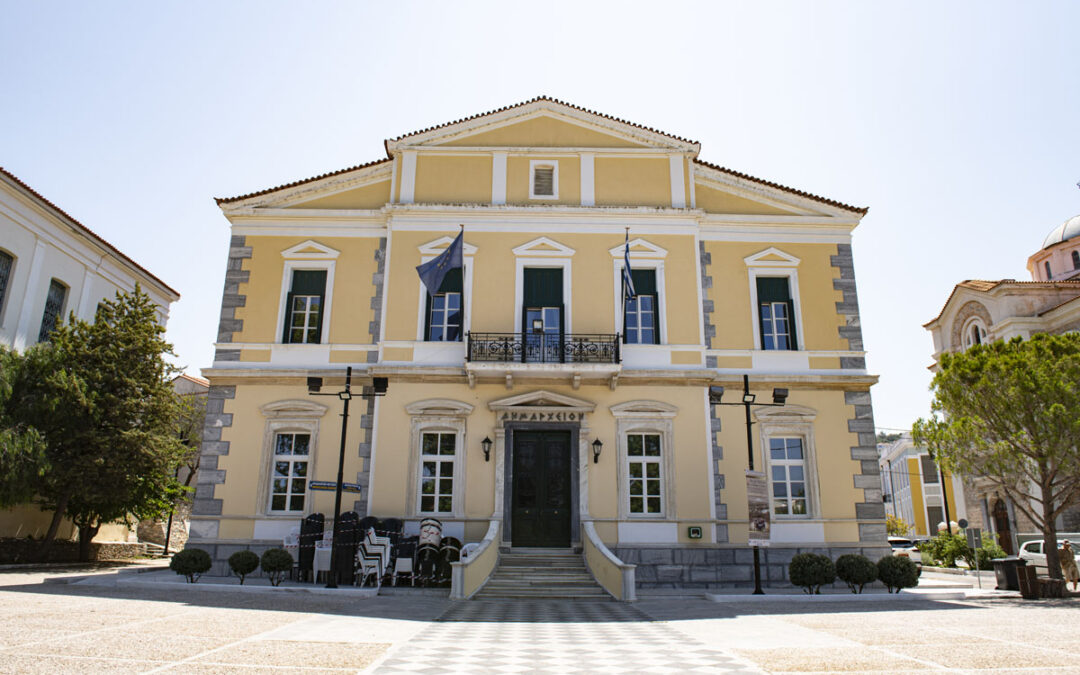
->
[889,536,922,564]
[1018,539,1078,574]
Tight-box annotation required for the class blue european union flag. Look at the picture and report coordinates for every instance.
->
[416,229,464,296]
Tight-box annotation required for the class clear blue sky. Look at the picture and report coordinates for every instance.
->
[3,2,1078,432]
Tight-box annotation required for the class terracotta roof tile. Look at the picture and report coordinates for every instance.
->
[0,166,180,299]
[692,159,869,215]
[925,278,1080,326]
[215,157,392,205]
[386,95,699,147]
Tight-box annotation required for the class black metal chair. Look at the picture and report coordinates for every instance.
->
[297,513,324,583]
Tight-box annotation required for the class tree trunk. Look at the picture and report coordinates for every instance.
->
[77,522,99,562]
[36,492,71,561]
[1043,490,1062,580]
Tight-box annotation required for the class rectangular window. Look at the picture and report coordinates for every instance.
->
[756,277,797,350]
[920,455,939,483]
[419,432,456,513]
[624,269,659,345]
[627,433,663,515]
[0,251,12,316]
[425,267,463,342]
[770,437,808,516]
[926,506,944,532]
[37,279,67,343]
[530,161,558,199]
[270,432,310,512]
[283,270,327,344]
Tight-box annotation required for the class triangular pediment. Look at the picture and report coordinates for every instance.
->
[608,238,667,259]
[513,237,575,258]
[489,389,596,412]
[387,98,700,153]
[744,247,800,267]
[419,235,478,257]
[281,240,340,259]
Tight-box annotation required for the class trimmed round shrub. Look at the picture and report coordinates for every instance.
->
[877,555,920,593]
[789,553,836,594]
[261,548,294,587]
[835,554,878,594]
[228,550,260,585]
[170,548,212,584]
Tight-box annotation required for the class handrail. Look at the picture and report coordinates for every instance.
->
[582,521,636,602]
[449,519,501,600]
[467,332,621,364]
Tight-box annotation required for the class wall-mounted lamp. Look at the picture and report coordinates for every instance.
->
[481,436,492,462]
[592,438,603,464]
[771,388,788,405]
[307,376,323,393]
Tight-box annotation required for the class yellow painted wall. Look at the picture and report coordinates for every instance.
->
[695,183,800,216]
[439,115,649,148]
[714,388,864,544]
[413,155,492,204]
[232,236,380,345]
[0,504,134,542]
[382,231,700,343]
[287,179,391,210]
[506,156,580,205]
[594,157,671,207]
[909,457,927,535]
[703,241,846,351]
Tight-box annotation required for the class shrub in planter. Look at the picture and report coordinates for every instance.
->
[877,555,919,593]
[921,532,968,567]
[261,548,293,587]
[835,554,877,594]
[789,553,836,594]
[228,550,260,585]
[170,548,212,584]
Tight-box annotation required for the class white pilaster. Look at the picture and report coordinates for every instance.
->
[13,239,46,350]
[580,153,595,206]
[400,151,417,204]
[669,155,686,209]
[76,267,98,320]
[491,152,507,205]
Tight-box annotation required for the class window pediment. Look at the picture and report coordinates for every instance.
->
[259,399,329,419]
[744,247,800,267]
[405,398,475,416]
[281,240,340,260]
[418,236,478,257]
[608,238,667,259]
[609,400,678,418]
[752,404,817,423]
[488,389,595,413]
[512,237,575,258]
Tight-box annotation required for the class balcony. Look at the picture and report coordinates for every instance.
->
[467,332,621,364]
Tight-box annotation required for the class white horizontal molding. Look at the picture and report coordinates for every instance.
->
[403,145,686,156]
[707,349,866,358]
[219,162,393,211]
[692,167,854,219]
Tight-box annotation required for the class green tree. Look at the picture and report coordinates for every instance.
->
[885,514,911,537]
[913,333,1080,581]
[0,348,49,507]
[4,287,187,560]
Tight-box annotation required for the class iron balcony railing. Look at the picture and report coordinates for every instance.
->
[467,332,621,364]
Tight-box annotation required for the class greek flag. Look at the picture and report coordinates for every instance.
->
[416,229,463,296]
[622,230,636,300]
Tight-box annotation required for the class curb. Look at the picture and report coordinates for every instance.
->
[114,575,381,597]
[705,589,966,603]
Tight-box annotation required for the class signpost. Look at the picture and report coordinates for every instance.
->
[309,481,363,493]
[965,526,983,589]
[746,469,771,593]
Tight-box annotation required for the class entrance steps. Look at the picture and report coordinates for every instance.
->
[474,549,610,600]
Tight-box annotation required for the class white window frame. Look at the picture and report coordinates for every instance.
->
[611,259,668,345]
[744,248,805,352]
[414,238,476,341]
[611,400,678,519]
[767,437,810,517]
[529,160,559,200]
[961,317,988,349]
[405,399,474,519]
[37,278,69,343]
[268,431,312,514]
[514,258,573,335]
[256,399,328,518]
[0,249,14,327]
[754,405,819,520]
[276,241,339,347]
[417,430,458,515]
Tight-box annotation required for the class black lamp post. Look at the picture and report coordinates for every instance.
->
[709,374,788,595]
[308,367,388,588]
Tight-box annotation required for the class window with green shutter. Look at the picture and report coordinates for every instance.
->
[756,277,797,350]
[624,268,659,344]
[283,270,327,344]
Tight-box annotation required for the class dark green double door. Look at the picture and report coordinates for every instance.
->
[511,430,571,547]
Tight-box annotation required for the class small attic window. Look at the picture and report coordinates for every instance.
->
[1045,261,1053,279]
[530,161,558,199]
[1072,251,1079,270]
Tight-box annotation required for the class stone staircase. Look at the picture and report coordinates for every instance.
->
[474,548,610,600]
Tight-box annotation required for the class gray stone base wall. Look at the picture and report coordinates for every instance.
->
[614,544,892,590]
[183,539,282,578]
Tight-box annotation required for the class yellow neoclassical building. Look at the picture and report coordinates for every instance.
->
[192,97,884,596]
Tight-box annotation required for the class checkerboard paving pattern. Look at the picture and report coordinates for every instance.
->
[371,600,758,674]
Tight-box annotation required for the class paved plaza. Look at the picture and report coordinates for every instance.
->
[1,565,1079,673]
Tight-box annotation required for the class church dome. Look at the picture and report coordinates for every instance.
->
[1042,215,1080,250]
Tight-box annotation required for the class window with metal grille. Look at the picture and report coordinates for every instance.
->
[627,433,663,515]
[425,267,463,342]
[269,432,309,512]
[283,270,326,344]
[756,277,797,350]
[37,279,67,343]
[770,437,808,516]
[419,432,455,513]
[920,455,939,483]
[530,162,558,199]
[624,269,659,344]
[0,251,12,317]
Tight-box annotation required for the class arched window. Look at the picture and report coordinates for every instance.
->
[1045,261,1053,280]
[962,318,988,349]
[0,250,13,318]
[1071,251,1079,270]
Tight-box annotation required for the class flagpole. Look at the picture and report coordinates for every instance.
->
[459,224,466,345]
[621,227,629,346]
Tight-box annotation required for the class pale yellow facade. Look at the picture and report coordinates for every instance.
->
[194,98,882,589]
